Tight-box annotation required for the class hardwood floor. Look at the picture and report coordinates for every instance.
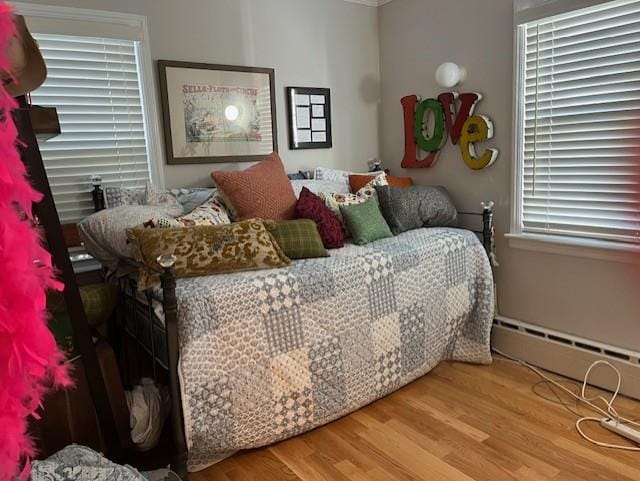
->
[194,359,640,481]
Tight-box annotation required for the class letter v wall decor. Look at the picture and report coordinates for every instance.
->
[401,92,498,170]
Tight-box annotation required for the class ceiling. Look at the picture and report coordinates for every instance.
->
[343,0,395,7]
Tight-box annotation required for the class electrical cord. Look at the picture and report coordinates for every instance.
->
[492,348,640,452]
[531,380,584,418]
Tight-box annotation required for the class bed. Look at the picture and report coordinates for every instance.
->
[83,182,497,476]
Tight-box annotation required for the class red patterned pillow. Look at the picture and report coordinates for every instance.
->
[296,187,345,249]
[211,152,297,221]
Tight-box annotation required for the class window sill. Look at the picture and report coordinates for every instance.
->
[505,232,640,264]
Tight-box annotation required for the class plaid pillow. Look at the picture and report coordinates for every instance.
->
[265,219,329,259]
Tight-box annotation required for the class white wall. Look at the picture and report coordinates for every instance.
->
[379,0,640,351]
[18,0,381,188]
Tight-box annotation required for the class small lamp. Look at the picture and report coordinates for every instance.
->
[435,62,467,88]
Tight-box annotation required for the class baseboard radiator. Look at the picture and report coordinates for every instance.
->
[492,316,640,401]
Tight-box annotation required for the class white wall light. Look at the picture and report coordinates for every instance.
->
[435,62,467,88]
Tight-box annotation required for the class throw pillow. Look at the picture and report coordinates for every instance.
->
[375,185,458,235]
[77,205,183,271]
[169,187,216,213]
[145,182,183,217]
[295,187,345,249]
[314,166,370,183]
[339,197,393,245]
[211,152,297,220]
[127,219,291,290]
[103,186,145,209]
[143,196,231,228]
[348,172,387,193]
[265,219,329,259]
[386,175,414,187]
[318,177,380,223]
[290,179,350,198]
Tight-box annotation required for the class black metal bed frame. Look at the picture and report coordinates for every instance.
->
[91,180,497,477]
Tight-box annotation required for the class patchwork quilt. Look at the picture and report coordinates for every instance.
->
[173,227,495,471]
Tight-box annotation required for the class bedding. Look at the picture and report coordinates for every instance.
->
[172,226,494,471]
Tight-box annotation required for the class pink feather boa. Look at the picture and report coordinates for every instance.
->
[0,5,72,480]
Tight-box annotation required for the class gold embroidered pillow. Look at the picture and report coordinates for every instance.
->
[127,219,291,289]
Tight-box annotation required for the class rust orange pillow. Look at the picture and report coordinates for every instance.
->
[211,152,297,221]
[387,175,413,187]
[348,174,377,193]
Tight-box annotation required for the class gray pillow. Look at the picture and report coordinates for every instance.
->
[375,185,458,235]
[170,187,216,213]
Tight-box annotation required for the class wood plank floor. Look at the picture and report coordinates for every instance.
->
[194,359,640,481]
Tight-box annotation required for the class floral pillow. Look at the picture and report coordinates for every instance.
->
[318,176,384,221]
[144,196,231,228]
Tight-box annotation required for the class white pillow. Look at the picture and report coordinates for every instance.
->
[78,205,180,270]
[290,179,350,198]
[314,167,372,182]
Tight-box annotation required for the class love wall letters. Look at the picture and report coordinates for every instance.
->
[401,92,498,170]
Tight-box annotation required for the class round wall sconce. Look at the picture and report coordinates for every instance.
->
[435,62,467,88]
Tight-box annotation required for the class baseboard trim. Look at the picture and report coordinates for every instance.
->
[492,316,640,401]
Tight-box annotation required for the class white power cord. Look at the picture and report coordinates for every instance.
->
[492,348,640,452]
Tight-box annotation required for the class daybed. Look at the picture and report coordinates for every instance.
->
[81,182,497,475]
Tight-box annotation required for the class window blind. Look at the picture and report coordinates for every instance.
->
[521,0,640,244]
[30,33,151,223]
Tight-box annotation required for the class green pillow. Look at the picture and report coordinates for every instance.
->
[266,219,329,259]
[339,197,393,245]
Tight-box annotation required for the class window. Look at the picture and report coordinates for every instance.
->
[514,0,640,245]
[30,33,152,223]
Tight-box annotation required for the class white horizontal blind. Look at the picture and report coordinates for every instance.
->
[522,0,640,243]
[30,33,151,223]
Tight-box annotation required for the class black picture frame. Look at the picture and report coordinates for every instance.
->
[286,87,332,150]
[158,60,278,164]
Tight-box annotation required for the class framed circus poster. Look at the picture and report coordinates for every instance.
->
[158,60,277,164]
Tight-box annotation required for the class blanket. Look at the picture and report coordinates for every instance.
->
[173,227,495,471]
